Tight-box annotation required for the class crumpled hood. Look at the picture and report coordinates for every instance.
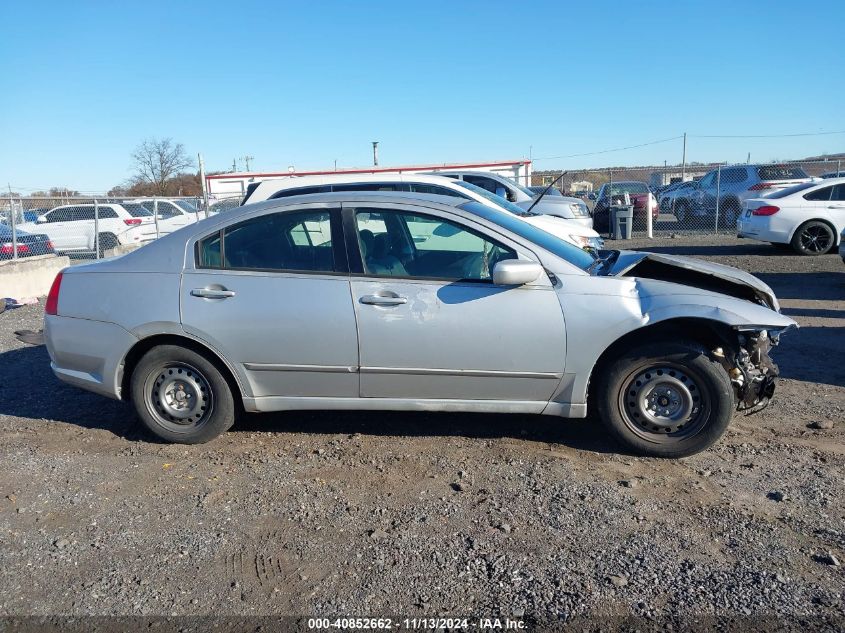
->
[608,250,780,311]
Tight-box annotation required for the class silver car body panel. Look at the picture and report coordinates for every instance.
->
[45,191,795,421]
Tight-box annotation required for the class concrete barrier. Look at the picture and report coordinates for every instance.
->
[104,243,143,258]
[0,254,70,298]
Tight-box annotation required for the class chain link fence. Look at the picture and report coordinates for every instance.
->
[533,158,844,238]
[0,196,208,261]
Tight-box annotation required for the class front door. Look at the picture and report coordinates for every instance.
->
[181,205,359,400]
[346,203,567,402]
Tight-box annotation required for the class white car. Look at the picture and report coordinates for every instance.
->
[18,202,155,255]
[242,173,604,250]
[129,198,203,234]
[737,178,845,255]
[428,169,594,228]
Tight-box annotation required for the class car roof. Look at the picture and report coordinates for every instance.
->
[247,172,478,203]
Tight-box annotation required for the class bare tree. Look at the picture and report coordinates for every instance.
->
[130,138,194,195]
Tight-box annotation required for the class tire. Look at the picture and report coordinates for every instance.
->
[97,233,118,258]
[130,345,236,443]
[719,200,741,229]
[675,201,689,225]
[595,341,734,458]
[790,221,835,256]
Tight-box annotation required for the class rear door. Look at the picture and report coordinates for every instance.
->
[180,204,359,401]
[345,202,566,402]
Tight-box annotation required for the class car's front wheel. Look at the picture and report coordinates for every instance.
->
[130,345,236,443]
[596,341,734,458]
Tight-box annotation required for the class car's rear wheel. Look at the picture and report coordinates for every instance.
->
[596,341,734,458]
[130,345,235,443]
[790,221,835,256]
[97,233,118,258]
[674,201,689,224]
[719,200,741,228]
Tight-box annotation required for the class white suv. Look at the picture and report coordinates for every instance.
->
[130,198,202,233]
[19,203,155,255]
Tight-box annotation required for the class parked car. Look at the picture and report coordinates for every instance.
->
[44,191,795,457]
[821,171,844,179]
[18,203,155,256]
[592,181,659,232]
[427,170,594,228]
[130,198,202,232]
[658,181,700,222]
[737,178,845,255]
[690,164,810,226]
[241,173,604,250]
[22,208,50,224]
[0,224,55,259]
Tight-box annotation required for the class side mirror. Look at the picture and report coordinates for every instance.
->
[37,216,47,224]
[492,259,543,286]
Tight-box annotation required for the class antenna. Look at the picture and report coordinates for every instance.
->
[242,155,254,171]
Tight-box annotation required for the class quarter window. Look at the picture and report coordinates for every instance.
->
[197,211,335,272]
[831,184,845,201]
[353,208,516,281]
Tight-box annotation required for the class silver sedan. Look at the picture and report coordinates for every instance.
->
[43,192,796,457]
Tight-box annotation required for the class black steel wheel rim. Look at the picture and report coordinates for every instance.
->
[617,363,712,444]
[143,362,214,433]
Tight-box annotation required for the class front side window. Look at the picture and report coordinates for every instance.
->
[463,175,502,195]
[47,208,73,222]
[197,210,335,272]
[353,208,515,281]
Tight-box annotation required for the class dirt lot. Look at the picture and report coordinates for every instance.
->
[0,235,843,629]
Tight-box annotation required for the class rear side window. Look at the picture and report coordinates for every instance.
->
[722,168,747,183]
[197,210,336,273]
[408,183,469,198]
[833,184,845,201]
[122,203,153,217]
[805,186,833,202]
[331,183,404,192]
[756,165,808,181]
[767,182,816,199]
[269,186,331,199]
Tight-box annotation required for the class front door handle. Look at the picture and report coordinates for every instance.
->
[360,294,407,306]
[191,288,236,299]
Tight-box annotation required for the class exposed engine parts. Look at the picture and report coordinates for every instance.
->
[715,330,780,414]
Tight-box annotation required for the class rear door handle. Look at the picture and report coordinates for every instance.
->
[360,294,407,306]
[191,288,236,299]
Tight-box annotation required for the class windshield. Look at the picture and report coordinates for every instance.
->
[175,199,198,212]
[453,181,531,216]
[458,201,596,272]
[766,182,818,199]
[604,182,649,196]
[502,176,536,198]
[122,203,153,217]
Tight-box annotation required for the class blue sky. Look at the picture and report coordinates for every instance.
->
[1,0,843,193]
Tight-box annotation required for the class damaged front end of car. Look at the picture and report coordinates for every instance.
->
[715,327,791,414]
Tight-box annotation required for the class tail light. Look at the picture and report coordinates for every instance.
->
[45,271,64,316]
[123,218,142,226]
[1,243,30,254]
[749,182,775,191]
[752,205,780,216]
[47,240,54,250]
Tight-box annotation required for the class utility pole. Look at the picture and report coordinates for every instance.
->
[232,158,237,172]
[681,132,687,181]
[747,152,751,164]
[372,141,379,166]
[198,153,209,217]
[242,155,254,171]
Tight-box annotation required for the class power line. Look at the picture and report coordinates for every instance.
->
[691,129,845,139]
[533,136,683,161]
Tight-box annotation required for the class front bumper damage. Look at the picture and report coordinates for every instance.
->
[724,329,782,414]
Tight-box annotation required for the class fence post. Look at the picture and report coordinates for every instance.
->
[714,165,722,234]
[153,198,160,239]
[838,159,842,178]
[94,198,100,259]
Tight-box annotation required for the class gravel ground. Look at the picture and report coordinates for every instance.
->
[0,235,843,630]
